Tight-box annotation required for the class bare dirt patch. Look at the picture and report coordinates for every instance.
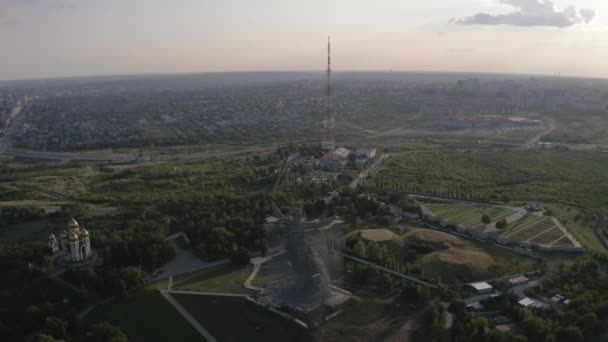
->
[361,229,400,242]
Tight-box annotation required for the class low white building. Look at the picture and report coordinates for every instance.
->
[518,297,538,307]
[469,282,493,294]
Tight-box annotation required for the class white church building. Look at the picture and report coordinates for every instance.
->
[49,218,92,263]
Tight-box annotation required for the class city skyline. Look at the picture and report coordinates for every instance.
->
[1,0,607,81]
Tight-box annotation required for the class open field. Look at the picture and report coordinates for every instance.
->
[423,202,517,226]
[542,112,608,145]
[343,227,538,285]
[85,289,203,342]
[402,228,467,247]
[501,216,569,245]
[172,294,311,342]
[173,264,253,294]
[310,293,420,342]
[420,198,580,248]
[404,229,538,284]
[0,219,52,242]
[360,228,400,242]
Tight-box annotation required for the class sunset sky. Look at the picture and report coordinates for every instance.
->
[1,0,607,80]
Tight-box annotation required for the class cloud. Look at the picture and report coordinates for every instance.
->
[454,0,596,28]
[0,0,76,25]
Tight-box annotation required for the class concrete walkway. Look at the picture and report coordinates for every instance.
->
[244,249,285,291]
[159,290,218,342]
[146,234,229,284]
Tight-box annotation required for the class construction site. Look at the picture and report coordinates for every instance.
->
[254,38,353,320]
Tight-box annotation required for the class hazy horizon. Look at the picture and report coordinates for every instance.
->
[1,0,607,81]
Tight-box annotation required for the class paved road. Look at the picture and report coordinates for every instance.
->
[350,153,390,189]
[519,118,555,150]
[159,290,217,342]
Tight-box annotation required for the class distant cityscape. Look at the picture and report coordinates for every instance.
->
[1,73,607,152]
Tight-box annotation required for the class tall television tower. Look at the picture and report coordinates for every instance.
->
[322,36,335,151]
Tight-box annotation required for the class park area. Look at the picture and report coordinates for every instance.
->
[172,294,312,342]
[84,289,203,342]
[499,215,576,247]
[172,264,253,294]
[419,199,579,249]
[421,202,517,227]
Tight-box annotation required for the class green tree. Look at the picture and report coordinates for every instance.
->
[481,214,491,224]
[496,219,508,229]
[367,241,380,262]
[380,273,393,290]
[34,335,63,342]
[86,322,128,342]
[522,316,547,341]
[23,305,44,334]
[230,246,250,266]
[43,317,68,341]
[555,326,583,342]
[354,240,367,258]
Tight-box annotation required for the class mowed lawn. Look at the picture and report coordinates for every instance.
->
[172,264,253,294]
[172,294,312,342]
[423,202,517,226]
[85,289,203,342]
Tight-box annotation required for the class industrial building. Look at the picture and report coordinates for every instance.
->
[320,147,351,171]
[508,275,529,287]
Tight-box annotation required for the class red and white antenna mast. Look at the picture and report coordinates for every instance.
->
[322,36,335,151]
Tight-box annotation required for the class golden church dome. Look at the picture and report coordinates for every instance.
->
[68,218,79,228]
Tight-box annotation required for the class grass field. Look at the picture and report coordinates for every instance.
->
[172,264,253,294]
[500,215,577,247]
[544,203,607,253]
[172,294,312,342]
[542,112,608,145]
[405,229,538,284]
[252,254,291,288]
[85,289,203,342]
[423,196,604,252]
[423,202,517,226]
[360,228,400,242]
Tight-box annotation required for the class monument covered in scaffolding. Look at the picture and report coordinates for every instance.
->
[281,208,330,311]
[259,203,349,314]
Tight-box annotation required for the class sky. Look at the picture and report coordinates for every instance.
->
[0,0,607,80]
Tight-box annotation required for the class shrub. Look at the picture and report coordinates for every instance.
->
[496,219,508,229]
